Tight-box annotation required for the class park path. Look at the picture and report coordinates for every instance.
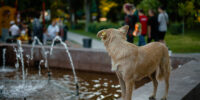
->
[68,31,106,50]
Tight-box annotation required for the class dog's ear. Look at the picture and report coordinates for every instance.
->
[119,25,129,34]
[97,30,107,40]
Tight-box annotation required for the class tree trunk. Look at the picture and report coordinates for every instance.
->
[182,16,184,35]
[84,0,90,32]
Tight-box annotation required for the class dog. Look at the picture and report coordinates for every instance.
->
[97,25,170,100]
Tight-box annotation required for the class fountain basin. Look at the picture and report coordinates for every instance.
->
[0,43,198,100]
[0,43,195,73]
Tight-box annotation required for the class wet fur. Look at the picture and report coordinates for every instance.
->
[97,25,170,100]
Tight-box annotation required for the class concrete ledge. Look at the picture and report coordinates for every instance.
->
[0,43,112,73]
[0,43,197,73]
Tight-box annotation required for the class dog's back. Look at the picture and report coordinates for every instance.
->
[132,42,170,80]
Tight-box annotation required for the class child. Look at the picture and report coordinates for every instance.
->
[138,9,148,46]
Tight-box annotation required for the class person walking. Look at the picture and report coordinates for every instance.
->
[123,3,138,43]
[158,6,168,43]
[138,9,148,46]
[147,9,159,43]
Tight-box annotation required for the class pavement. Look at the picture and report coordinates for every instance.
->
[68,31,105,50]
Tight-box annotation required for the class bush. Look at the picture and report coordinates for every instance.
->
[169,22,183,34]
[72,22,85,30]
[88,22,120,34]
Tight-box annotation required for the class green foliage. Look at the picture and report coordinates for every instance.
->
[88,22,120,34]
[137,0,160,14]
[178,0,196,28]
[99,0,118,17]
[74,22,85,30]
[50,0,66,19]
[169,22,183,35]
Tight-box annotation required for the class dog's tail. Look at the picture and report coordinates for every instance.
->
[156,47,171,81]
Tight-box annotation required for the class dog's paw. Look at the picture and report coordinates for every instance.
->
[160,98,167,100]
[149,96,156,100]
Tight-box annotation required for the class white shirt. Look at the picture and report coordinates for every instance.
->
[47,25,59,38]
[158,12,168,32]
[9,24,20,36]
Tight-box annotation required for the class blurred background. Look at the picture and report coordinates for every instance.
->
[0,0,200,53]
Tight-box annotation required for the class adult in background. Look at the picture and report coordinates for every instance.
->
[138,9,148,46]
[147,9,159,43]
[123,3,138,43]
[58,19,68,41]
[158,6,168,43]
[32,13,43,42]
[9,21,20,39]
[43,20,59,44]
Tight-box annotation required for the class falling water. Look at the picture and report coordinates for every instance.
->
[14,47,20,69]
[17,40,25,81]
[31,36,49,71]
[44,51,49,69]
[38,60,44,76]
[50,36,79,96]
[31,36,46,60]
[0,48,15,72]
[26,55,30,67]
[2,48,6,69]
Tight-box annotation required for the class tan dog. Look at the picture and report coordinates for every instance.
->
[97,25,170,100]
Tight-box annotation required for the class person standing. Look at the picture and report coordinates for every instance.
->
[123,3,137,43]
[147,9,159,43]
[158,6,168,43]
[9,21,20,39]
[32,13,43,42]
[138,9,148,46]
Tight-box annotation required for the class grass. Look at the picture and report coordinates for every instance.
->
[69,29,200,53]
[165,30,200,53]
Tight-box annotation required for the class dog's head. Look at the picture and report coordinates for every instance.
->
[97,25,129,41]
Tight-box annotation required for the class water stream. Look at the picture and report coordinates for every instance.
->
[17,40,25,81]
[2,48,6,69]
[38,60,44,76]
[50,36,79,96]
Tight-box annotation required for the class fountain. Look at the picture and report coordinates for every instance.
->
[17,40,26,81]
[0,48,15,72]
[50,36,79,96]
[14,47,20,69]
[38,60,44,76]
[2,48,6,69]
[0,36,125,100]
[31,36,46,60]
[31,36,51,77]
[26,55,30,67]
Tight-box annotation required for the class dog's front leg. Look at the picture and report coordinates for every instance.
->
[125,80,134,100]
[116,72,126,99]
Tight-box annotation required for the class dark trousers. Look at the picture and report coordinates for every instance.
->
[127,35,134,43]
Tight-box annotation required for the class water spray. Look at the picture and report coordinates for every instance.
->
[50,36,79,96]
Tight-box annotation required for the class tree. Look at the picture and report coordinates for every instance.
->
[99,0,118,17]
[137,0,160,14]
[178,0,196,30]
